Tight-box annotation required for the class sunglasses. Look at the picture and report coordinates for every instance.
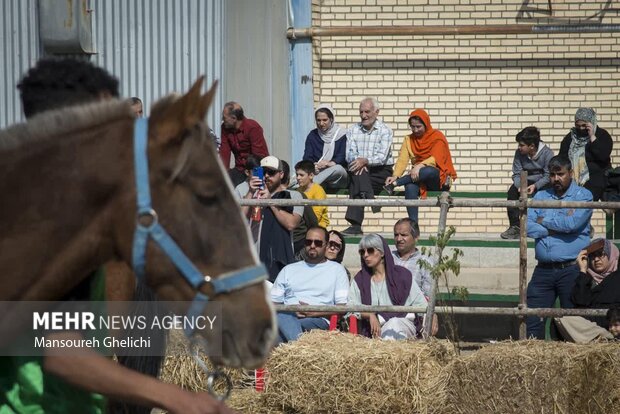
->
[358,247,377,256]
[305,239,324,248]
[263,168,280,176]
[327,241,342,251]
[589,251,607,260]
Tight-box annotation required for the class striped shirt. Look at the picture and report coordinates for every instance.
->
[346,119,394,166]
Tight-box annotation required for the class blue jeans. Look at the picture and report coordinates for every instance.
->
[276,312,329,344]
[395,166,440,221]
[526,264,579,339]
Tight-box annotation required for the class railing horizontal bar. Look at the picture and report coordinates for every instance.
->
[239,197,620,210]
[275,304,608,317]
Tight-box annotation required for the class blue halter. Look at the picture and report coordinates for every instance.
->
[131,118,267,336]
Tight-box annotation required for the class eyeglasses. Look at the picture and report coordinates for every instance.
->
[327,241,342,251]
[305,239,324,248]
[358,247,376,257]
[263,168,280,176]
[589,251,607,260]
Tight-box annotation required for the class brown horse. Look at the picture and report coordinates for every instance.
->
[0,77,275,369]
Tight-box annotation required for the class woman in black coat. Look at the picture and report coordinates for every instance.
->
[559,107,613,201]
[572,238,620,327]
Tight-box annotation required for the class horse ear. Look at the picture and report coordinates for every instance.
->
[196,80,218,121]
[153,76,205,144]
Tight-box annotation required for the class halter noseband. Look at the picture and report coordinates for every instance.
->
[131,117,267,336]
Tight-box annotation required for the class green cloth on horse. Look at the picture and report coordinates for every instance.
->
[0,269,108,413]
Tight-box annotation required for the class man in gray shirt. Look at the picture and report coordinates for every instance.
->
[391,218,433,297]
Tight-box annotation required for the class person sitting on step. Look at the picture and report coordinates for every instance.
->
[501,126,554,239]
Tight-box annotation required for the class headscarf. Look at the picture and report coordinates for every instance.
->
[407,109,457,197]
[568,108,598,186]
[354,235,412,323]
[314,104,344,162]
[328,230,346,264]
[587,238,619,285]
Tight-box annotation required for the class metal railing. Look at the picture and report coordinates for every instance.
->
[240,177,620,340]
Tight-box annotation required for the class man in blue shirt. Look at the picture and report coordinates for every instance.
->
[526,155,593,339]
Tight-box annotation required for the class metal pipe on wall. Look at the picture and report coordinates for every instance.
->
[287,24,620,39]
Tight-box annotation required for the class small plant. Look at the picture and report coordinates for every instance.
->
[419,225,467,345]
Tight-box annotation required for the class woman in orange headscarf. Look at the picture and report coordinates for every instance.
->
[384,109,457,221]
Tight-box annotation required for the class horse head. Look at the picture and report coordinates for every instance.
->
[113,78,275,369]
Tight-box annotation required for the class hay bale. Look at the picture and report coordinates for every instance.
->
[262,330,455,414]
[227,389,285,414]
[444,340,620,414]
[576,342,620,413]
[159,330,253,393]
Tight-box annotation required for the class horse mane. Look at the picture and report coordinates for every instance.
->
[0,99,135,151]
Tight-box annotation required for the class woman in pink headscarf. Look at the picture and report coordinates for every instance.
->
[556,238,620,342]
[572,238,620,311]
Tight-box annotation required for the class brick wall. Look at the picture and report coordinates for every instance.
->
[311,0,620,236]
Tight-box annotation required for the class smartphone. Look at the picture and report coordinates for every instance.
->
[252,166,264,189]
[585,239,605,255]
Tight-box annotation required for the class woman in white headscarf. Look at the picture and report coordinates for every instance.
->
[301,104,348,189]
[559,108,613,201]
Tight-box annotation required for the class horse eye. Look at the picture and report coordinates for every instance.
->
[194,193,218,206]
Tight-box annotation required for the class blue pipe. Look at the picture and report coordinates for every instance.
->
[289,0,314,167]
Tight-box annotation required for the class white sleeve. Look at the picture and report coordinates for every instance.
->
[334,266,350,304]
[405,279,428,309]
[270,268,288,303]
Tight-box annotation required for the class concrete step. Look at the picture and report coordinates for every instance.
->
[342,241,536,270]
[344,266,525,296]
[341,235,535,297]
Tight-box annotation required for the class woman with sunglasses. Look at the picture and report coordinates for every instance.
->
[572,238,620,312]
[325,230,351,280]
[325,230,345,262]
[556,239,620,342]
[348,234,427,339]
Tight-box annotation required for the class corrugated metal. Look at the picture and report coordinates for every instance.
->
[90,0,224,129]
[0,0,224,130]
[0,0,40,128]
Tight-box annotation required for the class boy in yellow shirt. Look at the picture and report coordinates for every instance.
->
[295,160,330,228]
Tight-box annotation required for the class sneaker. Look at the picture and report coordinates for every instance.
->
[383,184,395,196]
[342,225,363,236]
[500,225,520,239]
[371,205,382,213]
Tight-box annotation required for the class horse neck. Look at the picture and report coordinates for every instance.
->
[0,117,134,300]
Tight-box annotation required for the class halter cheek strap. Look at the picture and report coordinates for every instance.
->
[131,117,267,336]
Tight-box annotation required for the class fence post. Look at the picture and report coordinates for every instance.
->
[423,191,451,338]
[518,172,529,340]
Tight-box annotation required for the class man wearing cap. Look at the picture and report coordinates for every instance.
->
[342,97,394,236]
[220,101,269,186]
[243,155,303,281]
[526,154,593,339]
[271,226,349,344]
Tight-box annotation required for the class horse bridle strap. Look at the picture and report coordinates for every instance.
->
[131,118,266,335]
